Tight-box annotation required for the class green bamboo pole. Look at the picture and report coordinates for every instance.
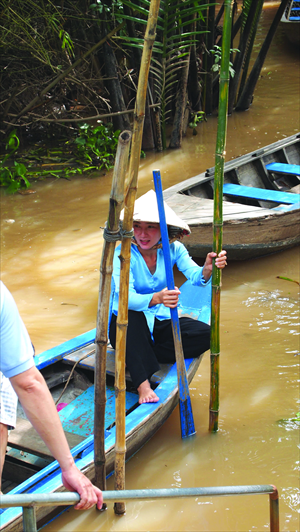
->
[209,0,233,433]
[114,0,161,515]
[94,130,132,494]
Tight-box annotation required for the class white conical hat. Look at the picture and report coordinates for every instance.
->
[121,189,190,236]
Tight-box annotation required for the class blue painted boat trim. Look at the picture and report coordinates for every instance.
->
[35,329,96,370]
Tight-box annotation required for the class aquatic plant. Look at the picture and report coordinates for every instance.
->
[277,412,300,431]
[0,123,121,193]
[276,276,300,286]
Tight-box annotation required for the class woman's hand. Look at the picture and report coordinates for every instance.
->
[149,287,181,308]
[202,250,227,281]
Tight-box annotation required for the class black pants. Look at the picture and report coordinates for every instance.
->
[109,310,210,389]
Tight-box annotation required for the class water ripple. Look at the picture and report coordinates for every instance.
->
[243,290,299,334]
[281,487,300,514]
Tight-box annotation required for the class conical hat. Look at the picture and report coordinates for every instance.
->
[121,190,191,235]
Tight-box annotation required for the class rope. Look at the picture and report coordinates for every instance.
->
[54,350,95,405]
[102,222,134,243]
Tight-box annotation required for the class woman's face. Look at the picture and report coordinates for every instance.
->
[133,221,161,250]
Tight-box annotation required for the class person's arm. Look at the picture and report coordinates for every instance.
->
[0,423,9,493]
[10,366,103,510]
[175,242,227,283]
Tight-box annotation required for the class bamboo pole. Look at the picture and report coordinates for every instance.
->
[114,0,161,515]
[209,0,233,433]
[94,130,132,494]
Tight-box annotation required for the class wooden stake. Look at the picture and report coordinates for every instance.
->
[94,130,131,493]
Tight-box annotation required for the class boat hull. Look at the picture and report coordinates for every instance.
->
[280,1,300,46]
[182,208,300,261]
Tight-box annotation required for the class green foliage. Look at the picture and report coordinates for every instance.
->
[210,45,239,78]
[0,130,30,193]
[0,123,121,193]
[189,110,206,129]
[0,162,30,194]
[71,122,121,170]
[150,0,208,148]
[276,276,300,286]
[117,0,208,149]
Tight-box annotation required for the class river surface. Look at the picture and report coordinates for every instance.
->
[1,2,299,531]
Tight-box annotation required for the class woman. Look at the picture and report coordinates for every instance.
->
[109,190,227,404]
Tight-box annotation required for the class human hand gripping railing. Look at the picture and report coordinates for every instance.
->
[0,484,279,532]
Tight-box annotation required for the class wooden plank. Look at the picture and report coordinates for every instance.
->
[8,418,85,459]
[2,460,36,486]
[165,193,273,225]
[62,346,172,384]
[266,162,300,175]
[57,385,138,435]
[223,183,299,204]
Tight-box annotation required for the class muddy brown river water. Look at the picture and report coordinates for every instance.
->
[0,2,299,531]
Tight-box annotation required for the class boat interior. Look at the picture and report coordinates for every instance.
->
[2,347,172,494]
[182,136,300,211]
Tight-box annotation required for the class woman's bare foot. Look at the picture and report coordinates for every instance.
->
[137,380,159,404]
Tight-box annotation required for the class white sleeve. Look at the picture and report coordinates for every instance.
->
[0,282,34,378]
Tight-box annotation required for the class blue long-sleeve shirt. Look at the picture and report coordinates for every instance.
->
[111,241,210,334]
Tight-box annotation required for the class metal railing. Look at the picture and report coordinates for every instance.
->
[0,484,279,532]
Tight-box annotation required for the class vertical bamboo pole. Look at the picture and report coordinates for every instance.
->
[94,130,132,493]
[114,0,161,515]
[209,0,233,433]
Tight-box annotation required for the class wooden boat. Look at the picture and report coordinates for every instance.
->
[0,280,210,531]
[163,133,300,261]
[280,0,300,46]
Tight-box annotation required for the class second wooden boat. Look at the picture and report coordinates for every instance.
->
[280,0,300,46]
[0,280,210,532]
[163,133,300,260]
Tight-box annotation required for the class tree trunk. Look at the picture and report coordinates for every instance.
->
[227,0,258,115]
[204,3,215,115]
[236,0,289,111]
[102,41,131,131]
[142,94,156,150]
[169,51,191,149]
[123,4,155,150]
[237,0,264,102]
[188,14,202,113]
